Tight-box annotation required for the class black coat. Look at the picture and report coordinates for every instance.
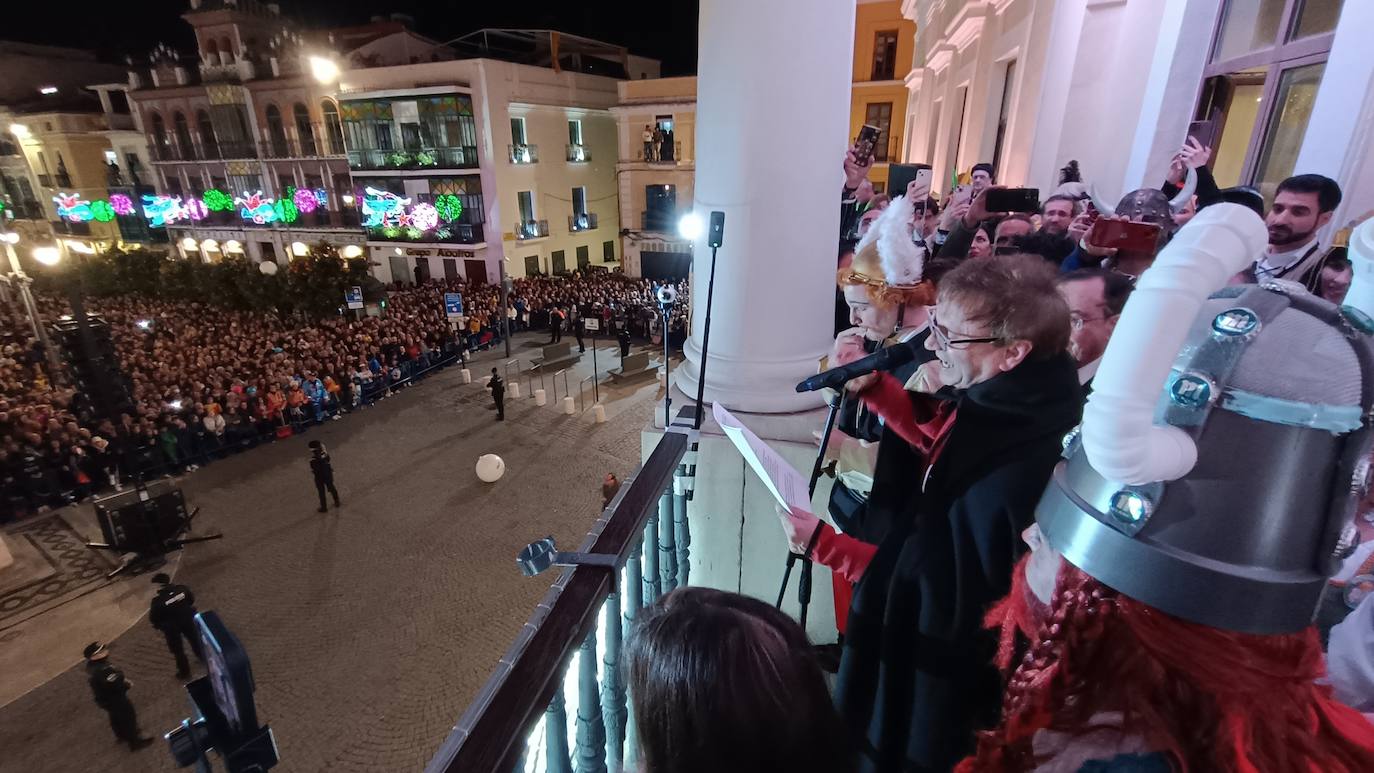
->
[835,353,1082,773]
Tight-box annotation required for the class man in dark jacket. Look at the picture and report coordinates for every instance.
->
[783,255,1080,772]
[617,327,632,358]
[488,368,505,421]
[84,641,153,750]
[148,572,205,679]
[308,440,340,512]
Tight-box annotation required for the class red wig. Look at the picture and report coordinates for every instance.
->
[960,559,1374,772]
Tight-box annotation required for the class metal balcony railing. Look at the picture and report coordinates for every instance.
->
[508,144,539,165]
[514,219,549,240]
[566,143,591,163]
[346,146,479,171]
[258,126,347,159]
[636,140,682,164]
[425,425,692,773]
[568,212,598,232]
[365,222,484,245]
[149,141,258,162]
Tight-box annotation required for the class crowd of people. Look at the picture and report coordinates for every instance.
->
[0,270,687,522]
[622,136,1374,773]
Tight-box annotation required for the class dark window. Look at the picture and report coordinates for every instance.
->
[576,245,590,269]
[197,110,218,158]
[321,99,344,154]
[551,249,567,274]
[294,103,316,155]
[524,255,541,275]
[872,30,899,81]
[864,102,893,162]
[991,60,1017,175]
[517,190,535,222]
[265,105,288,156]
[572,186,587,217]
[510,117,527,145]
[150,112,168,154]
[603,240,615,262]
[568,119,583,146]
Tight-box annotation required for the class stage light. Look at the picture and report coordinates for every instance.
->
[677,212,703,240]
[309,56,340,84]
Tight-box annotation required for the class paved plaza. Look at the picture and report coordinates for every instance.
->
[0,335,661,772]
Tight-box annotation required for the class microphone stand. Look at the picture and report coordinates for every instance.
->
[775,389,844,628]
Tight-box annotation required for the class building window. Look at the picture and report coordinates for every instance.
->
[945,88,968,183]
[511,117,527,145]
[568,119,583,146]
[321,99,344,154]
[603,240,615,262]
[150,112,168,155]
[572,186,588,217]
[265,105,288,156]
[991,60,1017,176]
[1197,0,1341,200]
[517,190,535,223]
[524,255,541,276]
[871,30,899,81]
[197,110,218,159]
[864,102,893,162]
[173,112,194,158]
[552,249,567,274]
[576,245,590,270]
[294,103,316,155]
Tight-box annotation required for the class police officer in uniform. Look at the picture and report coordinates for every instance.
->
[617,326,632,358]
[149,572,204,679]
[488,368,505,421]
[84,641,154,751]
[309,440,341,513]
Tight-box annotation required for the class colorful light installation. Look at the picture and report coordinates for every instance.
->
[273,198,299,224]
[90,200,115,222]
[202,189,234,212]
[434,193,463,223]
[143,194,192,227]
[109,194,135,216]
[361,187,411,229]
[410,203,439,232]
[235,191,277,224]
[53,192,95,222]
[292,187,318,214]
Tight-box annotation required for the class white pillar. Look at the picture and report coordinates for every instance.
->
[675,0,856,414]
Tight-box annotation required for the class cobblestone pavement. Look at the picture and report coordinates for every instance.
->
[0,337,656,772]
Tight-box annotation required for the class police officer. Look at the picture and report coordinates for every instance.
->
[617,327,632,358]
[309,440,341,513]
[84,642,154,751]
[488,368,505,421]
[149,573,204,679]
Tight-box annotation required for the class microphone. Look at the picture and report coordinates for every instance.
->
[795,339,922,392]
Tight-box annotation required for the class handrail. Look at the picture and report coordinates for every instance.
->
[552,369,571,402]
[526,368,546,399]
[504,358,522,384]
[578,375,596,412]
[425,430,690,772]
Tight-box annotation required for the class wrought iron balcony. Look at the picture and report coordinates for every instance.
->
[508,144,539,165]
[568,212,598,232]
[347,146,478,171]
[514,219,549,240]
[258,125,347,159]
[566,143,591,163]
[365,222,484,245]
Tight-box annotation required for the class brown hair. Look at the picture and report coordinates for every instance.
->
[626,587,853,773]
[937,254,1070,358]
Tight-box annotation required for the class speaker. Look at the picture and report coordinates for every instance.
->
[94,480,189,555]
[708,211,725,248]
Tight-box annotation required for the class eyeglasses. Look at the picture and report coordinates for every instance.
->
[1068,313,1115,331]
[927,307,1001,350]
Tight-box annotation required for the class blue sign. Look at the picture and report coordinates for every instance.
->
[344,286,363,309]
[444,292,464,317]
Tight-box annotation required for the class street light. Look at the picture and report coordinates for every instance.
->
[9,123,29,138]
[309,55,340,84]
[677,212,704,240]
[32,246,60,265]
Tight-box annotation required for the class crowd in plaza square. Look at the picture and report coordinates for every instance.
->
[0,270,686,522]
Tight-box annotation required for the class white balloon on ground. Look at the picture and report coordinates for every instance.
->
[476,454,506,482]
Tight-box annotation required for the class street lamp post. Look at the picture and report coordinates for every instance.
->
[2,232,62,380]
[33,244,120,419]
[499,262,513,359]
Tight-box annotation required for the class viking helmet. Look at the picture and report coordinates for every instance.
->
[1089,168,1197,230]
[1036,204,1374,634]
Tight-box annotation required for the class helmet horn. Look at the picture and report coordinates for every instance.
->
[1169,166,1198,212]
[1088,183,1118,218]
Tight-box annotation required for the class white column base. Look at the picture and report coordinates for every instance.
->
[675,335,827,415]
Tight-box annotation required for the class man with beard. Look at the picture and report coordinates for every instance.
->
[1254,173,1342,290]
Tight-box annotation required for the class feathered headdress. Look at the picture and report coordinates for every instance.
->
[842,194,934,307]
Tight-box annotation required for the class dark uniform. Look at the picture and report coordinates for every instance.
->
[618,328,632,358]
[574,317,586,353]
[310,446,341,512]
[149,581,204,678]
[489,371,505,421]
[86,654,150,750]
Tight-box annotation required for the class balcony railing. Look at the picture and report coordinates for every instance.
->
[641,209,680,233]
[514,219,549,240]
[566,144,591,163]
[149,142,258,162]
[365,222,484,245]
[258,127,347,159]
[509,144,539,165]
[425,425,691,773]
[635,141,683,164]
[7,200,44,220]
[347,146,479,171]
[568,212,598,233]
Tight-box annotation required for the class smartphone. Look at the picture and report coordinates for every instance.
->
[886,163,931,199]
[1087,219,1162,253]
[854,124,881,167]
[984,187,1041,214]
[1187,118,1218,152]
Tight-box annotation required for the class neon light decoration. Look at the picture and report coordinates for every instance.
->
[109,194,135,216]
[184,197,207,222]
[361,187,411,228]
[142,194,186,227]
[314,188,328,206]
[90,200,115,222]
[410,203,439,232]
[273,198,299,224]
[202,189,233,212]
[235,191,277,224]
[434,193,463,223]
[293,187,318,214]
[53,193,95,222]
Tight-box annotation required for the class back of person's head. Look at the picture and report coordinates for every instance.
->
[1277,174,1342,213]
[1011,231,1075,266]
[938,254,1070,359]
[626,587,852,773]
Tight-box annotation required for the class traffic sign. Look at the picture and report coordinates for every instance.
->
[345,286,363,309]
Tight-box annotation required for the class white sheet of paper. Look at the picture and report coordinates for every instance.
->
[713,402,813,515]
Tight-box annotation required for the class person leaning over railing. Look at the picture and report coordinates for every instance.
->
[625,587,855,773]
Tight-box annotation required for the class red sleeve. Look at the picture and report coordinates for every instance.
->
[812,523,878,584]
[859,373,950,452]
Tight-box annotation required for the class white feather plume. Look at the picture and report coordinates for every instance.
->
[871,194,925,286]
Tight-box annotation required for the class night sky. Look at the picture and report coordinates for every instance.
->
[10,0,700,76]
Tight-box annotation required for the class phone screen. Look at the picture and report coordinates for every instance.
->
[855,125,880,166]
[984,188,1041,214]
[1087,219,1161,252]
